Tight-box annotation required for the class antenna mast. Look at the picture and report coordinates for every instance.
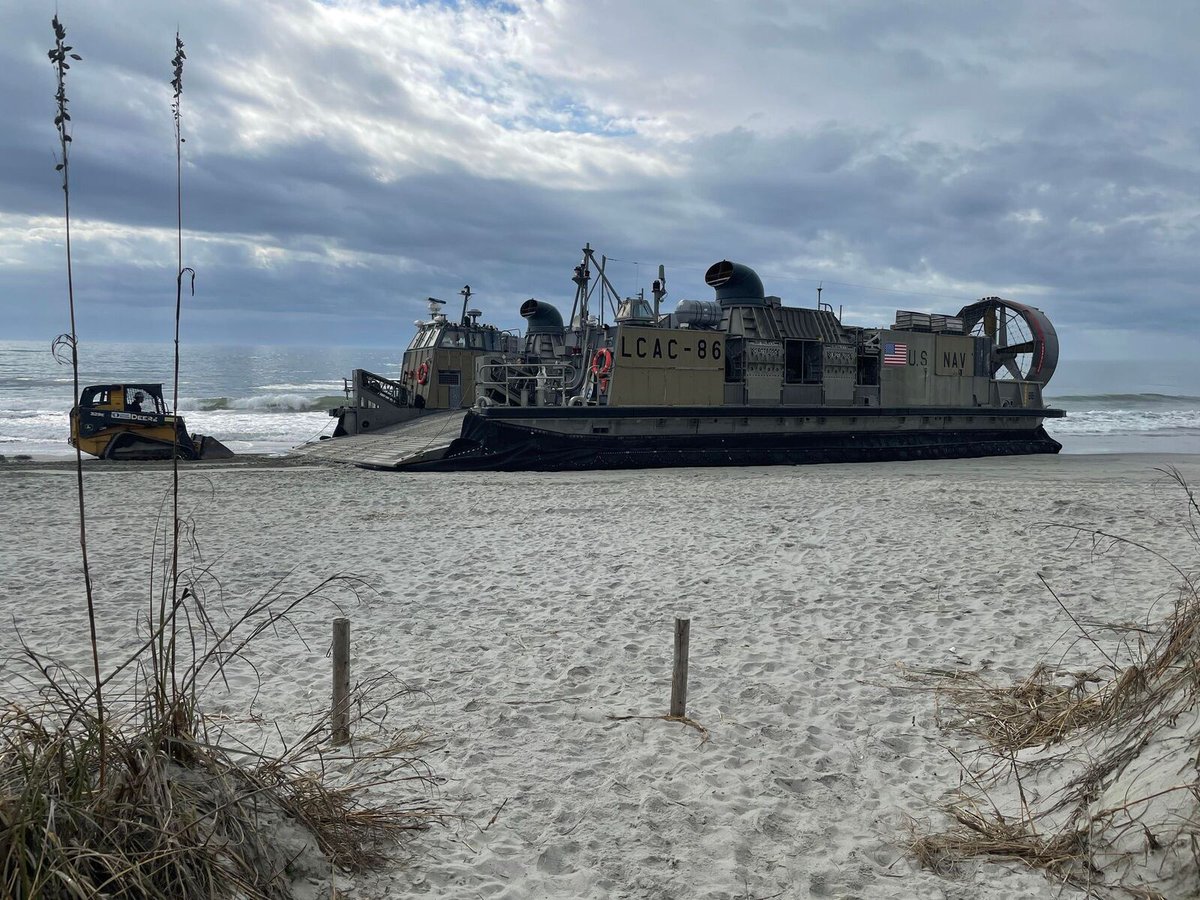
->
[459,284,472,325]
[569,244,592,329]
[652,264,667,320]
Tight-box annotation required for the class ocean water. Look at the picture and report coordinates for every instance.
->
[0,341,1195,458]
[1042,360,1200,454]
[0,341,401,458]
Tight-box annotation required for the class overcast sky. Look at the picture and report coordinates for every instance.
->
[2,0,1198,359]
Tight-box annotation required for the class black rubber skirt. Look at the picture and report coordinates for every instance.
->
[400,417,1062,472]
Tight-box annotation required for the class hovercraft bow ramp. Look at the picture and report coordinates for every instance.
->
[291,410,467,469]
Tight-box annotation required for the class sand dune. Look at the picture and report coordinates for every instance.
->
[2,453,1197,898]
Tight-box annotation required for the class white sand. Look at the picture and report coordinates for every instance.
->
[2,453,1198,898]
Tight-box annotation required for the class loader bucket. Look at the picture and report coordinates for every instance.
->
[195,434,235,460]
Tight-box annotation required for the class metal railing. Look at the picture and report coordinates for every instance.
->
[475,360,579,407]
[350,369,410,409]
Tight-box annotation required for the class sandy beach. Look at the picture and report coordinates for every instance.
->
[2,452,1198,899]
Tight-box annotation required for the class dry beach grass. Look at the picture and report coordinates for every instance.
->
[0,538,443,899]
[914,467,1200,899]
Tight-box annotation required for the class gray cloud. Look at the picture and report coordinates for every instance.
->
[2,0,1198,361]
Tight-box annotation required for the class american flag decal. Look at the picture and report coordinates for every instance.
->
[883,342,908,365]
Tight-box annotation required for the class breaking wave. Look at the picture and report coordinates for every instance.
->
[1046,392,1200,436]
[188,394,345,413]
[1050,409,1200,435]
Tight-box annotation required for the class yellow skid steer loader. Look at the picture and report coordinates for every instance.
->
[70,383,234,460]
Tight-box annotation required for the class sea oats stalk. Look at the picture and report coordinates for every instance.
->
[159,31,197,727]
[48,14,105,782]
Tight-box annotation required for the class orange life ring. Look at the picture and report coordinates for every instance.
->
[591,347,614,377]
[416,361,430,386]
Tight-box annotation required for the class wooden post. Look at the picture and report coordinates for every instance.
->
[669,617,690,718]
[332,617,351,746]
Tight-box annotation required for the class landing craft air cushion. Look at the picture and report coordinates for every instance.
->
[317,249,1062,470]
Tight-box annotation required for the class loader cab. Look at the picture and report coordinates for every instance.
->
[78,384,168,417]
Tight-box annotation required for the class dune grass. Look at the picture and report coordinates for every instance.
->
[912,467,1200,899]
[0,572,442,899]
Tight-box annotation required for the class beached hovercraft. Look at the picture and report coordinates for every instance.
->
[70,383,234,461]
[314,249,1063,471]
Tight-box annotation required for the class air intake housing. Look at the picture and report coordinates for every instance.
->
[704,261,767,308]
[520,299,565,334]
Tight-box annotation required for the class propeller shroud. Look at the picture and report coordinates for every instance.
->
[957,297,1059,386]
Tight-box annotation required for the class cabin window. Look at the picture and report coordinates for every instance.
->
[439,328,467,348]
[468,332,484,349]
[785,340,822,384]
[123,387,161,414]
[857,355,879,386]
[82,387,109,407]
